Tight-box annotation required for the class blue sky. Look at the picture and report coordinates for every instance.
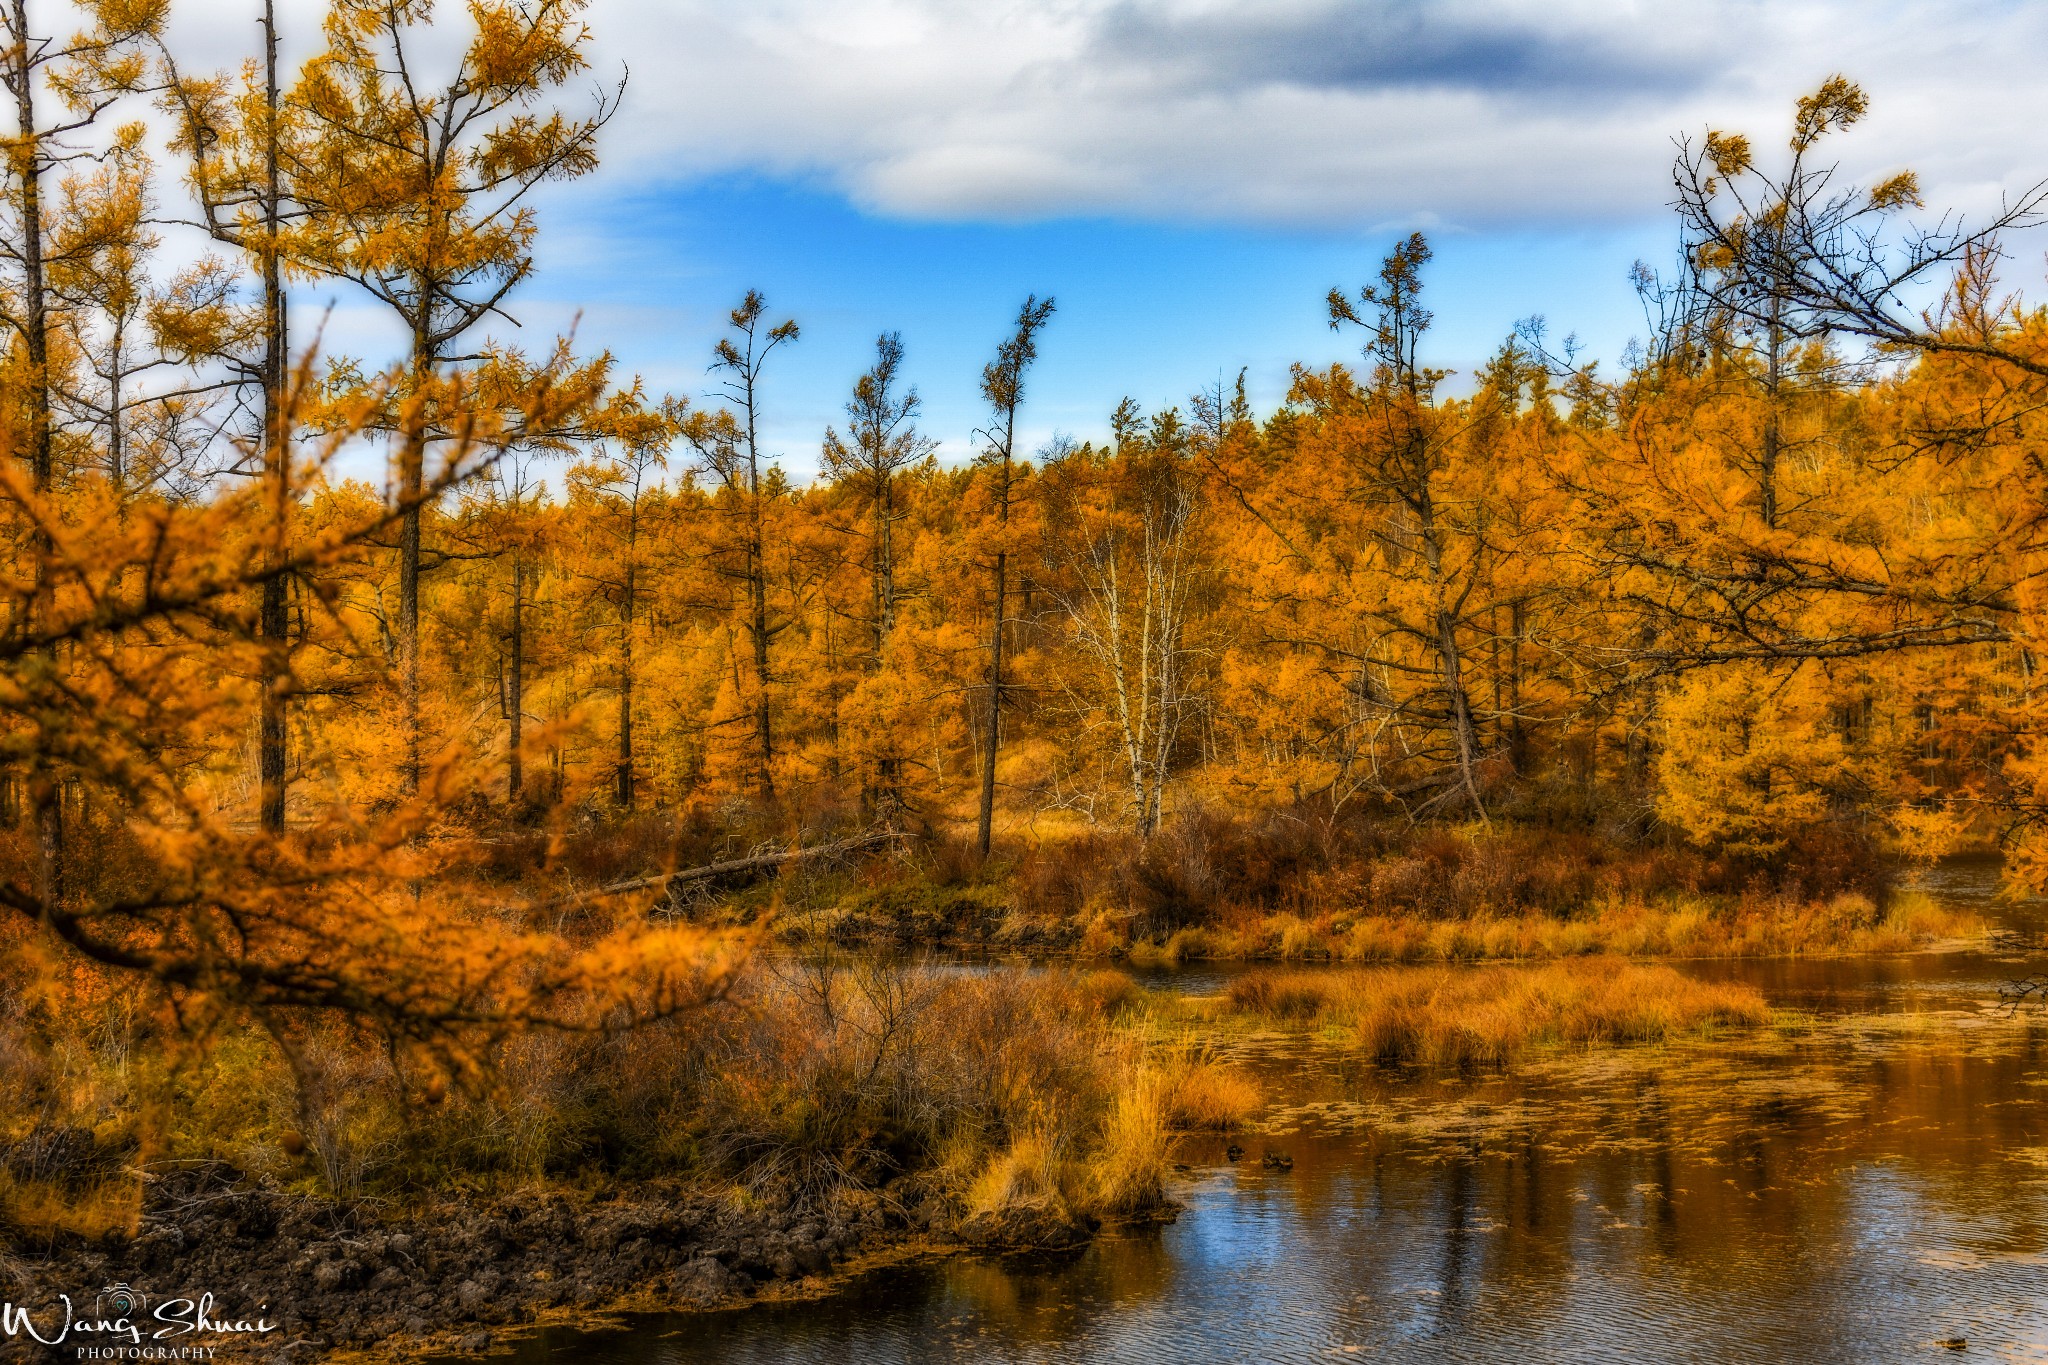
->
[510,178,1672,472]
[203,0,2048,480]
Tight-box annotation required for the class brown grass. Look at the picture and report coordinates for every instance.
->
[1225,958,1771,1068]
[1090,1080,1171,1214]
[1154,1051,1261,1131]
[1120,890,1984,966]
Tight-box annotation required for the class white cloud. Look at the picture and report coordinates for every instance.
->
[152,0,2048,232]
[545,0,2048,230]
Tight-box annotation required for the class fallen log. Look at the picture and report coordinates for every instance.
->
[531,830,901,914]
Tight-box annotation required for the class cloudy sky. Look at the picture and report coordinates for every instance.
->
[175,0,2048,471]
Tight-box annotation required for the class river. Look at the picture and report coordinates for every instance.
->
[472,860,2048,1363]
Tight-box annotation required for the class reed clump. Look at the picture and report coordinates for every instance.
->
[1225,958,1771,1068]
[1117,890,1983,967]
[1151,1038,1262,1131]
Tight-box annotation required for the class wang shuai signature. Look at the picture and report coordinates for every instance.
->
[0,1283,276,1352]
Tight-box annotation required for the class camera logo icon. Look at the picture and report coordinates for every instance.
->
[96,1283,146,1318]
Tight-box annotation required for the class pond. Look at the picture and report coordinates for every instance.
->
[474,860,2048,1363]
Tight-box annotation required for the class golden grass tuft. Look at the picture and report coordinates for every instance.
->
[1226,958,1770,1068]
[1123,890,1989,966]
[1156,1055,1261,1131]
[1089,1079,1171,1215]
[964,1126,1072,1222]
[1072,968,1142,1018]
[0,1171,137,1242]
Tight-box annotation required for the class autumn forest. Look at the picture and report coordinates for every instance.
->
[6,0,2048,1359]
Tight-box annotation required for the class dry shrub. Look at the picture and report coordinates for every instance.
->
[672,958,1135,1204]
[922,833,989,888]
[1230,959,1769,1069]
[1074,968,1142,1018]
[1015,831,1137,920]
[281,1028,404,1198]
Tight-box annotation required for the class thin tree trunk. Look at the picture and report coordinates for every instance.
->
[1437,606,1488,826]
[1761,292,1782,528]
[398,317,429,795]
[748,505,774,798]
[507,554,523,802]
[616,559,634,808]
[743,390,775,800]
[10,0,62,906]
[977,543,1006,856]
[257,0,290,832]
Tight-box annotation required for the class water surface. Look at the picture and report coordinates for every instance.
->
[479,861,2048,1363]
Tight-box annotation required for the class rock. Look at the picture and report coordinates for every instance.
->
[455,1279,490,1314]
[794,1239,832,1276]
[313,1258,358,1292]
[456,1329,493,1354]
[957,1205,1094,1252]
[673,1255,737,1308]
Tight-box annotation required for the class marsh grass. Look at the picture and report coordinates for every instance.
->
[1151,1039,1262,1131]
[1119,890,1984,967]
[1090,1080,1171,1214]
[1225,959,1772,1068]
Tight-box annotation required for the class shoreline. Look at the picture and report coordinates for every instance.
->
[3,1164,1174,1364]
[1,933,2014,1364]
[3,1164,935,1363]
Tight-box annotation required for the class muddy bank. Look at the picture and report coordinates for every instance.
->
[0,1154,986,1363]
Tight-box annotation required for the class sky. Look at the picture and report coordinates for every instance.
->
[165,0,2048,476]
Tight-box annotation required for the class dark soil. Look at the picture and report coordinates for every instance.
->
[0,1154,940,1363]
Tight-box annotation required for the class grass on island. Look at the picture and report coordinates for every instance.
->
[1222,958,1773,1068]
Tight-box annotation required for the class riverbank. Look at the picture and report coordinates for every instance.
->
[1,1160,902,1360]
[435,943,2048,1365]
[0,964,1183,1362]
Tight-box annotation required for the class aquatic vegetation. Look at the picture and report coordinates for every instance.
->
[1225,959,1772,1068]
[1114,889,1985,966]
[1152,1042,1263,1132]
[1089,1080,1172,1215]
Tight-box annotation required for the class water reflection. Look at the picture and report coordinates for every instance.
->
[477,861,2048,1364]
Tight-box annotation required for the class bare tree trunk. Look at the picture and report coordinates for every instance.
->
[977,541,1005,855]
[398,320,428,796]
[616,559,634,808]
[1761,293,1782,529]
[257,0,290,832]
[9,0,62,905]
[507,554,523,802]
[1437,605,1488,825]
[744,413,775,799]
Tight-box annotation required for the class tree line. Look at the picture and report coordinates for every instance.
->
[4,1,2047,1040]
